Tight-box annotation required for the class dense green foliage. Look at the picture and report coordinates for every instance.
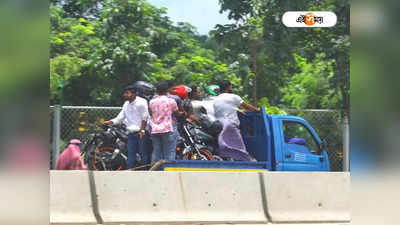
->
[50,0,349,113]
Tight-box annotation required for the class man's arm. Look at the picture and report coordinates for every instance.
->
[186,113,201,125]
[138,101,149,139]
[175,98,186,116]
[240,102,261,112]
[138,120,147,139]
[171,100,179,116]
[104,103,126,125]
[171,99,183,117]
[184,101,200,124]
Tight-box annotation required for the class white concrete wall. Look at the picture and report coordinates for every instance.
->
[50,171,97,225]
[50,171,350,224]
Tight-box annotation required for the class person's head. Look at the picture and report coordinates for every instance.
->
[218,80,233,93]
[167,80,175,93]
[189,85,201,100]
[123,85,137,102]
[69,139,81,148]
[156,80,169,95]
[133,81,155,100]
[205,85,220,96]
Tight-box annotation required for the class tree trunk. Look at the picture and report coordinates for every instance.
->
[251,38,258,104]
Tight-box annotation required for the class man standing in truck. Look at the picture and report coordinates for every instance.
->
[213,80,261,160]
[182,85,202,125]
[214,80,261,126]
[149,81,179,163]
[167,81,185,152]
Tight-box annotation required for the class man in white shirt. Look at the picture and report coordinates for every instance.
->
[213,80,260,161]
[213,80,260,127]
[104,85,150,169]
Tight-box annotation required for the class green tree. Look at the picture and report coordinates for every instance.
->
[50,0,234,106]
[281,53,338,109]
[50,0,349,112]
[214,0,349,112]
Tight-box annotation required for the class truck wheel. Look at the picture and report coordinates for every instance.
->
[184,149,213,160]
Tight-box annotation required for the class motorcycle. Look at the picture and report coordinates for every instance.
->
[178,104,251,161]
[82,123,141,171]
[176,121,214,160]
[176,106,223,161]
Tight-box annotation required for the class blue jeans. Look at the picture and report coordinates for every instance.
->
[127,132,149,169]
[151,131,175,164]
[172,122,178,151]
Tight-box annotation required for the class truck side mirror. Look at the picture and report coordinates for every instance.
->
[319,138,329,153]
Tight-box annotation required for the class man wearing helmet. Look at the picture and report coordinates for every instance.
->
[204,84,220,100]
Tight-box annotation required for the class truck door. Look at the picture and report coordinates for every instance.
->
[280,120,326,171]
[239,107,272,170]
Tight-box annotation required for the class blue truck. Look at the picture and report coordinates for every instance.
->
[159,107,330,172]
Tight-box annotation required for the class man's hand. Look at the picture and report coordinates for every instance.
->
[241,102,261,113]
[138,130,146,139]
[238,109,246,115]
[103,121,113,125]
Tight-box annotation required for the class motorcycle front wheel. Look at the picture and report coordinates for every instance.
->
[184,149,213,160]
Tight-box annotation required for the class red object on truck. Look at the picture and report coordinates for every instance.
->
[172,85,191,99]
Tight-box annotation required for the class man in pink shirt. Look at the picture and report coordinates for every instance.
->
[149,81,179,163]
[56,139,87,170]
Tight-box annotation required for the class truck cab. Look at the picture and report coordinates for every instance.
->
[241,108,330,171]
[160,107,330,171]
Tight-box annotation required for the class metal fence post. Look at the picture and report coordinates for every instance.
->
[52,105,61,169]
[343,114,350,171]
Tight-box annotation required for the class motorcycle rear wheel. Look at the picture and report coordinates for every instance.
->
[88,146,126,171]
[184,149,213,160]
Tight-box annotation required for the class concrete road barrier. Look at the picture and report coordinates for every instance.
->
[50,171,97,225]
[94,171,267,224]
[263,172,350,223]
[49,171,350,224]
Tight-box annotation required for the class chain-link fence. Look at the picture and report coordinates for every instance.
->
[50,106,122,168]
[50,106,346,171]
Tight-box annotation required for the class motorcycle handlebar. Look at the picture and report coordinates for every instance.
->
[99,122,127,132]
